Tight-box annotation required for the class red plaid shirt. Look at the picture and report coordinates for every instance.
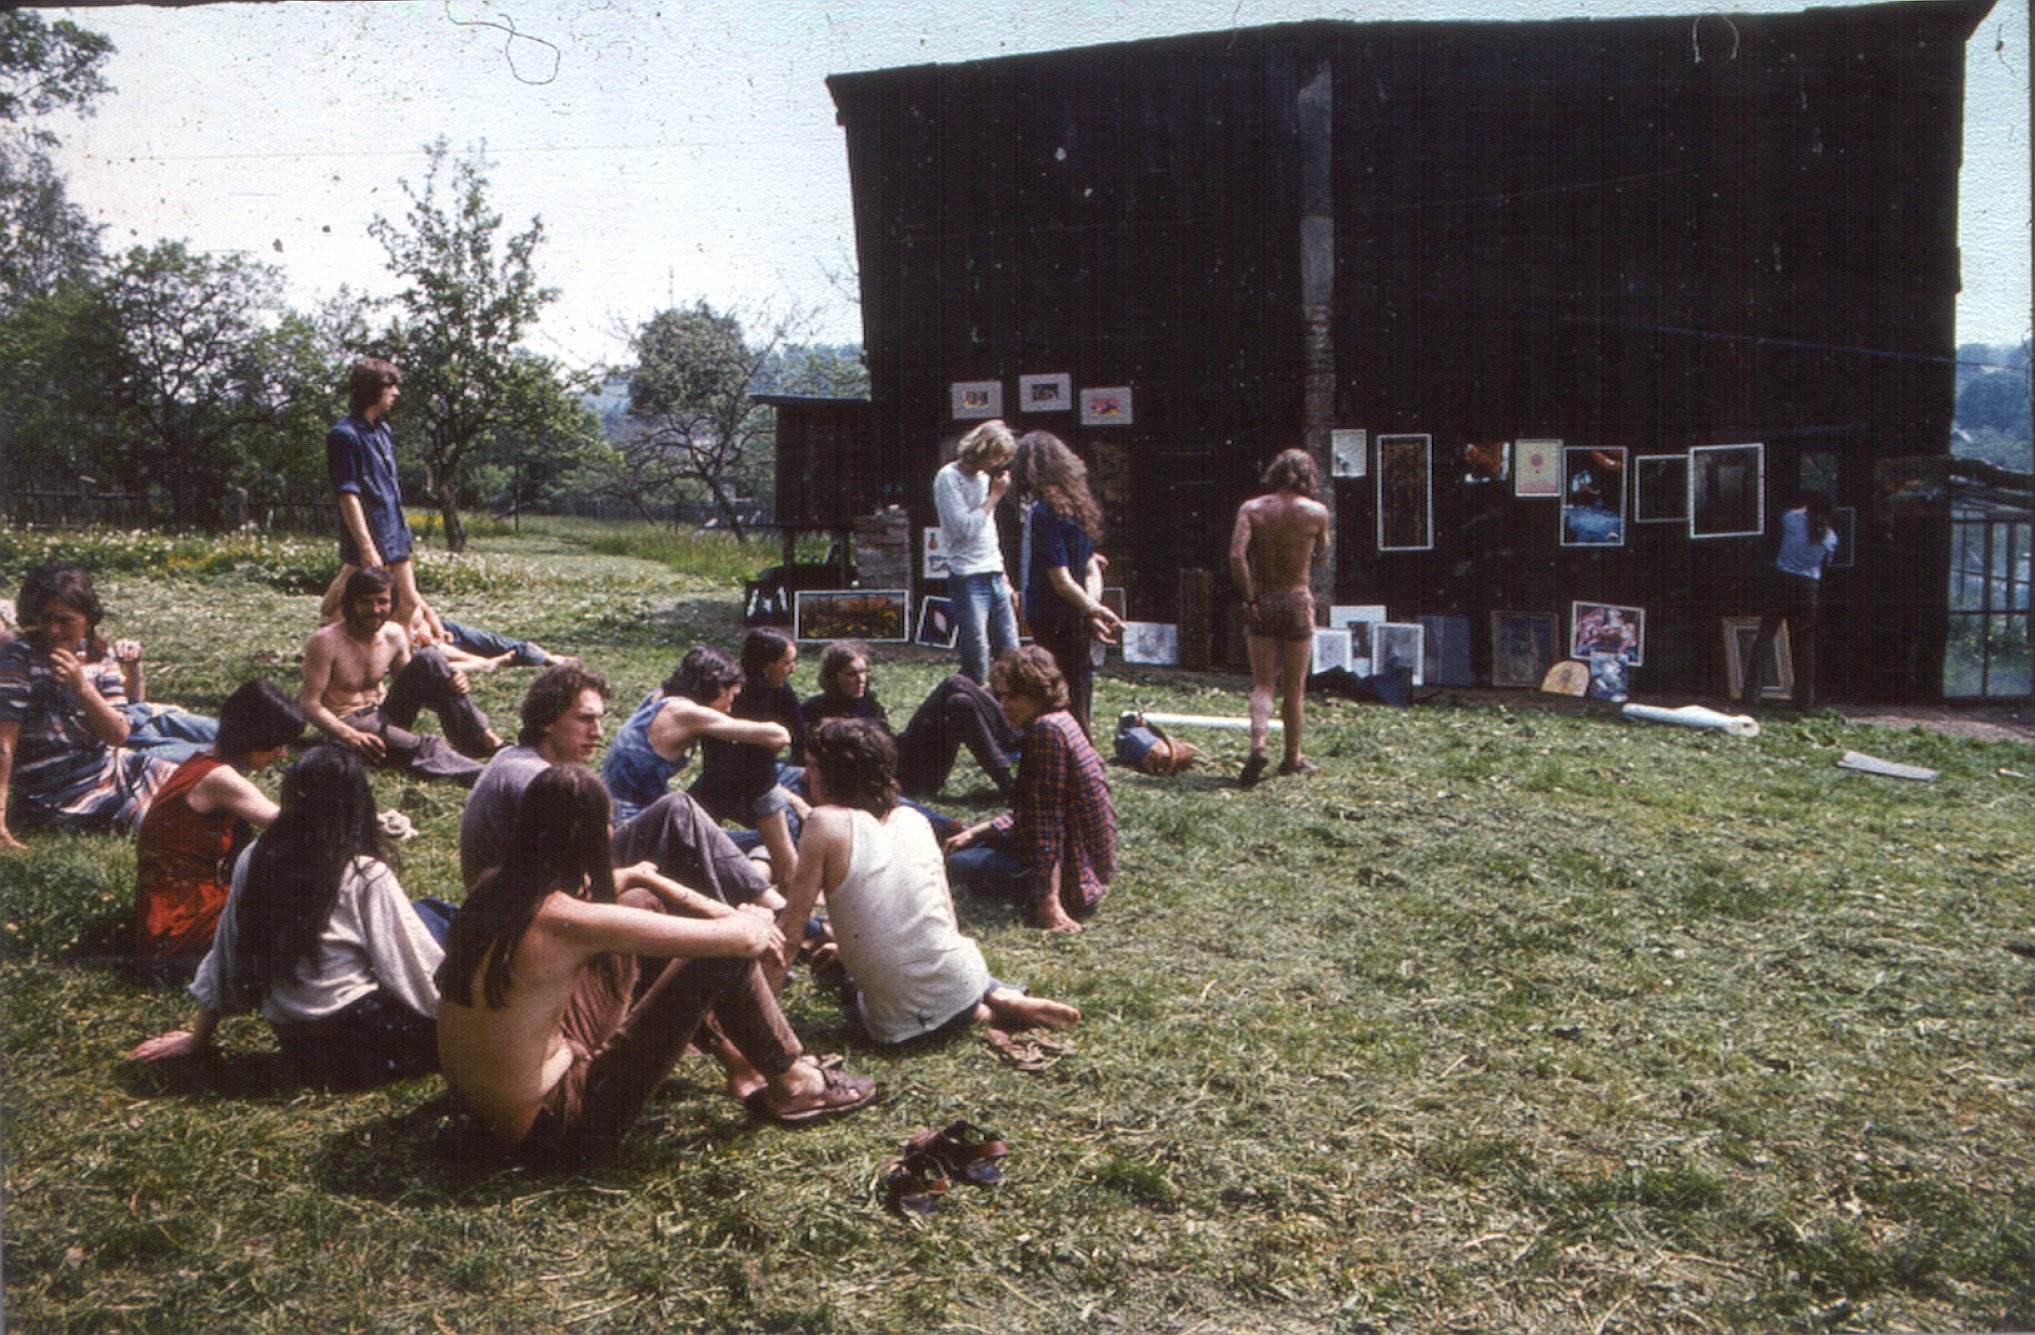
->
[991,710,1115,913]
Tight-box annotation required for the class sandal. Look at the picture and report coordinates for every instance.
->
[913,1119,1010,1187]
[880,1146,950,1216]
[753,1061,879,1127]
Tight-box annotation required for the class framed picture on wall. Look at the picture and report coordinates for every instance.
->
[1331,429,1368,479]
[1080,386,1133,425]
[1689,442,1765,539]
[1560,447,1627,547]
[1635,454,1688,524]
[950,380,1001,420]
[1376,433,1433,551]
[1514,439,1562,497]
[1490,611,1559,688]
[1018,373,1072,412]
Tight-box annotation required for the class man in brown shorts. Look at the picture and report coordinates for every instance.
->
[1228,449,1332,787]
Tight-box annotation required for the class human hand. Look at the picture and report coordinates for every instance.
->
[341,725,387,761]
[126,1029,211,1062]
[986,471,1012,505]
[449,668,470,695]
[112,639,144,664]
[729,905,785,958]
[48,646,86,693]
[943,825,978,855]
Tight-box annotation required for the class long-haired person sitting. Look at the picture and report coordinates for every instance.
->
[131,679,305,980]
[127,747,452,1088]
[686,630,811,885]
[436,764,876,1165]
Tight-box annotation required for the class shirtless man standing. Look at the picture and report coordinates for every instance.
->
[1228,448,1332,787]
[299,566,496,784]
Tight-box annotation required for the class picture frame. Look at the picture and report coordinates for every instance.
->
[1634,454,1688,524]
[1489,611,1559,688]
[1331,604,1387,676]
[1460,440,1510,485]
[1331,429,1368,479]
[916,596,956,648]
[950,380,1001,420]
[1570,600,1645,666]
[1419,614,1475,686]
[1722,616,1793,700]
[1121,621,1178,666]
[794,589,910,643]
[1312,628,1352,676]
[1372,622,1425,686]
[1376,433,1433,552]
[1018,373,1072,413]
[1689,443,1765,539]
[921,527,949,580]
[1830,507,1855,569]
[1560,446,1626,547]
[1514,439,1562,497]
[1080,386,1133,426]
[1586,651,1631,702]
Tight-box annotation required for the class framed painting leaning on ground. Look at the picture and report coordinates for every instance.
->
[795,590,910,642]
[1722,616,1793,700]
[1490,611,1558,688]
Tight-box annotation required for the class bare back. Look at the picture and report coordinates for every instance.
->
[1230,491,1331,596]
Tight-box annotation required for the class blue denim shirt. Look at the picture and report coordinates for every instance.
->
[327,413,413,566]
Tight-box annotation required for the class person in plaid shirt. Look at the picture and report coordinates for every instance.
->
[944,646,1115,933]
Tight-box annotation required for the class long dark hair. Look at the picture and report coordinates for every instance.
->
[1013,431,1104,539]
[436,765,617,1010]
[212,678,305,766]
[231,746,386,1002]
[1796,491,1834,545]
[17,562,108,658]
[663,645,742,703]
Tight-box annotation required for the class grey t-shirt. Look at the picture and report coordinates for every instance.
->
[458,744,551,889]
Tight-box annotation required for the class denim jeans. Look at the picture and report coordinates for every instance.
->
[951,571,1019,684]
[441,618,551,666]
[121,704,218,763]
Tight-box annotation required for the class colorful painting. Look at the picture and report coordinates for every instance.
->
[1019,373,1072,413]
[1635,454,1688,524]
[1586,651,1631,702]
[950,380,1001,420]
[1331,429,1368,479]
[1723,616,1793,700]
[1080,386,1134,426]
[921,527,949,580]
[1489,611,1558,688]
[794,589,910,642]
[1570,600,1645,666]
[916,596,956,648]
[1514,439,1562,497]
[1461,440,1510,484]
[1561,447,1626,547]
[1689,443,1765,539]
[1376,434,1433,552]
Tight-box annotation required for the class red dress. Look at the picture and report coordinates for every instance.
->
[132,755,239,962]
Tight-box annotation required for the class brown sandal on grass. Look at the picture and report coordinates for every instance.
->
[753,1061,879,1127]
[913,1119,1009,1186]
[881,1146,951,1216]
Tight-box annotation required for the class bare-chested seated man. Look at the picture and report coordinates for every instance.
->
[299,566,497,785]
[1228,448,1332,787]
[436,763,878,1165]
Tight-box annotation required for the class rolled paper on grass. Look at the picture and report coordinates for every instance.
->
[1136,712,1281,733]
[1620,703,1760,738]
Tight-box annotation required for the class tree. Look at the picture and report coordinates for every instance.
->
[1957,367,2033,437]
[370,140,568,552]
[757,342,870,400]
[616,302,804,539]
[0,12,114,313]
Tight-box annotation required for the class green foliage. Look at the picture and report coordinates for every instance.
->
[0,11,114,309]
[1957,367,2033,438]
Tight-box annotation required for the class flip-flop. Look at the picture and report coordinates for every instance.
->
[914,1119,1010,1187]
[753,1063,879,1127]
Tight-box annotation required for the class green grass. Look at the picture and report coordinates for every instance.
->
[5,521,2034,1332]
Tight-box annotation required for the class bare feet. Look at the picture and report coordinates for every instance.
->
[755,1056,879,1126]
[1030,895,1083,933]
[984,986,1080,1031]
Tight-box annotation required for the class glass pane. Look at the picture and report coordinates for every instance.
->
[1944,613,1987,696]
[1985,613,2031,697]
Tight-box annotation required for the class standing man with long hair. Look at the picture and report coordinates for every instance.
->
[318,357,444,641]
[1011,431,1123,736]
[934,420,1020,683]
[1228,449,1331,787]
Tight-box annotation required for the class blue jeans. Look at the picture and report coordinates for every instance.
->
[441,618,551,666]
[947,834,1035,904]
[951,571,1019,684]
[121,703,217,764]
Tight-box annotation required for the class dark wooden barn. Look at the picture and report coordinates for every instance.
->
[824,0,1991,700]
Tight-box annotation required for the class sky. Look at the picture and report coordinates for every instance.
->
[41,0,2033,369]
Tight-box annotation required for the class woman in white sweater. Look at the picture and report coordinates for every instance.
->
[128,746,450,1088]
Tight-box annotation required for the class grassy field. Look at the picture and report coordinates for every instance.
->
[3,523,2032,1334]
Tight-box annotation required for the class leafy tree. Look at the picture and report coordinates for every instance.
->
[1956,367,2032,437]
[0,12,114,312]
[756,342,869,400]
[370,140,574,552]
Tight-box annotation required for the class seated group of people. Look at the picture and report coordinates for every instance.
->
[3,558,1112,1166]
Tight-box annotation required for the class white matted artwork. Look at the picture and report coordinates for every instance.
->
[1121,621,1178,666]
[1080,385,1134,426]
[1018,373,1072,413]
[951,380,1001,420]
[1331,429,1368,479]
[1312,628,1352,675]
[916,596,956,649]
[1330,604,1388,674]
[1372,621,1425,686]
[921,527,950,580]
[1514,439,1562,497]
[1689,442,1765,539]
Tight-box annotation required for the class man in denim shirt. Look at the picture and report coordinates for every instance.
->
[319,358,443,640]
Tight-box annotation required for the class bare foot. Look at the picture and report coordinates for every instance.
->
[707,1033,766,1103]
[1031,897,1083,933]
[985,986,1080,1031]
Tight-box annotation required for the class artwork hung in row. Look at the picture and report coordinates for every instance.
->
[1514,439,1562,497]
[1330,604,1387,675]
[1081,386,1133,426]
[1586,651,1631,703]
[1722,616,1793,700]
[921,527,949,580]
[1461,441,1510,485]
[795,590,910,643]
[916,596,956,649]
[951,380,1001,420]
[1634,454,1688,524]
[1121,621,1179,666]
[1690,443,1764,539]
[1490,611,1559,688]
[1019,373,1072,413]
[1312,628,1352,675]
[1561,447,1626,547]
[1331,429,1367,479]
[1800,450,1839,497]
[1571,600,1644,665]
[1372,621,1425,686]
[1376,434,1434,551]
[1875,456,1950,522]
[1830,507,1856,568]
[1419,615,1475,686]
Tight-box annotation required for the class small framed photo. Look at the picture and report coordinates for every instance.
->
[1312,628,1352,676]
[1489,611,1558,688]
[794,589,911,643]
[951,380,1002,420]
[1331,604,1386,675]
[1121,621,1178,666]
[1461,440,1510,484]
[1372,622,1425,686]
[921,527,950,580]
[1635,454,1688,524]
[1331,429,1368,479]
[1722,616,1793,700]
[1561,447,1626,547]
[1019,373,1072,413]
[1830,507,1855,569]
[1570,600,1645,666]
[1514,439,1562,497]
[916,596,956,648]
[1690,443,1765,539]
[1586,651,1630,702]
[1376,433,1433,552]
[1080,386,1133,426]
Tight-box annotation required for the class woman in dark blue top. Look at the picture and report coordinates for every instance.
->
[689,630,809,884]
[1013,432,1124,736]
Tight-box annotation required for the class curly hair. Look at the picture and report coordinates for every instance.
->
[955,419,1016,471]
[807,718,899,817]
[518,664,612,747]
[1263,448,1322,498]
[1013,431,1103,540]
[988,645,1069,713]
